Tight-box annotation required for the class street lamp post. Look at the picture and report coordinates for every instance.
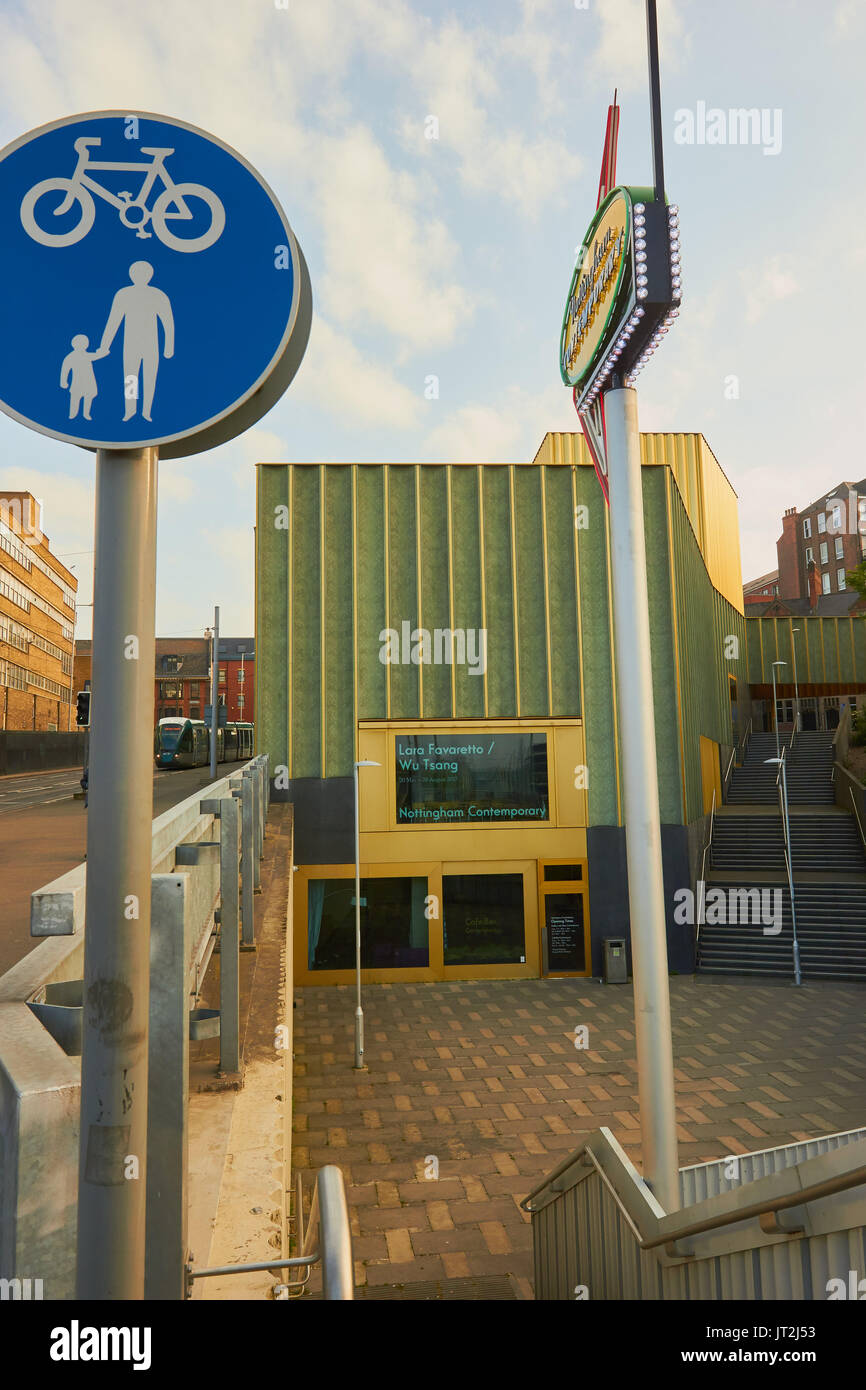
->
[771,660,786,761]
[791,628,800,730]
[353,759,381,1069]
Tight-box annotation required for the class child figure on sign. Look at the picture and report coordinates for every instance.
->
[60,334,99,420]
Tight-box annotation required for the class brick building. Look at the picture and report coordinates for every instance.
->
[776,481,866,602]
[743,569,779,609]
[74,633,256,726]
[0,492,77,731]
[217,637,254,722]
[154,638,211,721]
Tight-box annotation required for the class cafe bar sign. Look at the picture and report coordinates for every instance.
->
[560,184,681,410]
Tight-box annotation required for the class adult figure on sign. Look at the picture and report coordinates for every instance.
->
[93,260,174,421]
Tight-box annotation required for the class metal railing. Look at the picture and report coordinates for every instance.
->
[1,753,271,1298]
[737,716,752,765]
[695,787,715,945]
[521,1125,866,1300]
[521,1129,866,1241]
[185,1165,354,1300]
[845,781,866,853]
[774,747,801,986]
[722,746,736,801]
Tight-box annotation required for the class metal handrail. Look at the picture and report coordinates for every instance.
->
[185,1165,354,1299]
[696,787,716,943]
[847,784,866,853]
[520,1134,866,1252]
[737,717,752,764]
[773,748,801,986]
[290,1164,355,1299]
[723,746,736,799]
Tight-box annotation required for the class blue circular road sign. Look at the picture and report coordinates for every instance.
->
[0,111,311,457]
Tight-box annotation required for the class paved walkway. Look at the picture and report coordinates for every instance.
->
[292,975,866,1298]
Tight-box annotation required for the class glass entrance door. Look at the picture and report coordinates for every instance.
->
[538,861,591,976]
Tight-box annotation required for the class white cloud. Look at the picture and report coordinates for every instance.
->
[743,256,800,324]
[294,316,424,430]
[394,12,583,211]
[593,0,687,92]
[834,1,863,35]
[423,382,576,462]
[311,125,473,352]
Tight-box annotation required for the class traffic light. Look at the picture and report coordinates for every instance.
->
[75,690,91,727]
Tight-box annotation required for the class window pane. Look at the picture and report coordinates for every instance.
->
[443,873,525,965]
[308,877,429,970]
[543,864,582,881]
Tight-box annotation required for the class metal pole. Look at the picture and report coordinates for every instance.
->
[210,606,219,781]
[145,873,190,1299]
[772,664,779,761]
[645,0,666,202]
[604,387,679,1214]
[353,762,364,1069]
[781,757,801,986]
[239,771,255,947]
[77,446,158,1300]
[791,629,800,729]
[219,793,241,1071]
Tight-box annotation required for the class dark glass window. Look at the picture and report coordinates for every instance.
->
[396,732,548,825]
[543,864,582,881]
[443,874,525,966]
[308,877,429,970]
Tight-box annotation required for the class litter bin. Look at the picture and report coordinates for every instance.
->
[602,936,627,984]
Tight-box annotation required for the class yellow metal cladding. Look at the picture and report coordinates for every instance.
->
[534,431,744,615]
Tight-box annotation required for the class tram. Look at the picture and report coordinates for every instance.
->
[154,718,254,769]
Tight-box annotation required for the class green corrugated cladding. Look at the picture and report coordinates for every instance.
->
[256,459,743,827]
[745,615,866,685]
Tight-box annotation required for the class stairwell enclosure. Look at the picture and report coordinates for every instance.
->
[526,1125,866,1300]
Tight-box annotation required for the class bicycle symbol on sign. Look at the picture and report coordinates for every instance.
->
[20,137,226,253]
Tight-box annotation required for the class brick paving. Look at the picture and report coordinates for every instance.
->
[291,976,866,1298]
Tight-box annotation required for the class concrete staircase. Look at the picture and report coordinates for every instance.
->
[711,811,866,874]
[696,729,866,981]
[697,883,866,979]
[726,731,836,804]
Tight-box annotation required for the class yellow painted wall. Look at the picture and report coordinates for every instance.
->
[294,716,590,985]
[699,734,722,814]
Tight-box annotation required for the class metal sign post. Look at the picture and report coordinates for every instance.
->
[79,446,158,1298]
[0,109,311,1298]
[210,605,220,781]
[604,389,680,1215]
[559,2,682,1213]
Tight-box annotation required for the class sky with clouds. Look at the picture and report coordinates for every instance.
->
[0,0,863,638]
